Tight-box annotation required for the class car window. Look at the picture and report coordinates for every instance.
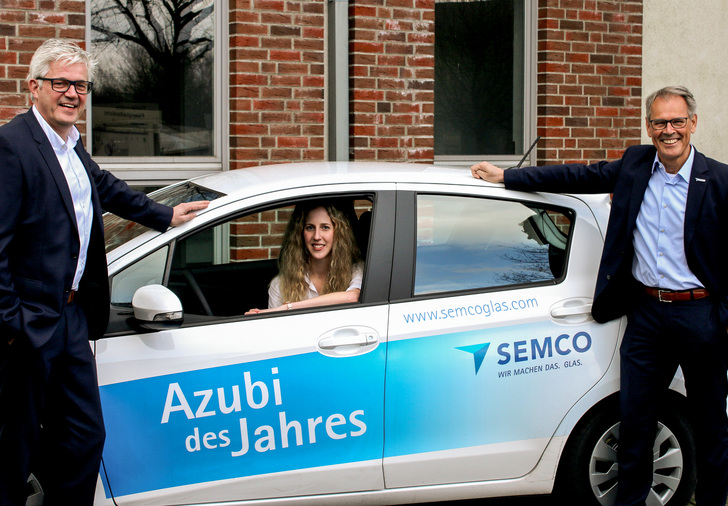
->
[414,194,572,295]
[104,182,224,254]
[110,246,169,306]
[168,196,373,317]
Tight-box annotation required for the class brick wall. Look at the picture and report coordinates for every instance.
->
[229,201,370,262]
[349,0,435,162]
[0,0,86,124]
[229,207,291,261]
[536,0,643,165]
[229,0,327,170]
[0,0,642,168]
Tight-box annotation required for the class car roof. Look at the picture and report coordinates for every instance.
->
[186,161,479,197]
[108,161,612,265]
[183,161,604,207]
[174,161,610,217]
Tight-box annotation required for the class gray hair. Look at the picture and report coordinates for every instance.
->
[645,86,697,120]
[27,39,97,95]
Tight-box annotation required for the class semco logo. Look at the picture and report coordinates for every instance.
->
[458,331,592,375]
[457,343,491,374]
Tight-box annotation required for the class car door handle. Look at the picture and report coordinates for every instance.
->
[318,326,379,354]
[550,298,594,323]
[319,331,378,349]
[551,304,592,317]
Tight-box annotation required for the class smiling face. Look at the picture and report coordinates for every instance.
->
[646,94,697,173]
[302,207,335,263]
[29,59,89,140]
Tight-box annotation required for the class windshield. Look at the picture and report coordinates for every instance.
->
[104,182,225,254]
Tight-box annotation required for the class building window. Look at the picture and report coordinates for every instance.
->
[434,0,535,166]
[90,0,225,182]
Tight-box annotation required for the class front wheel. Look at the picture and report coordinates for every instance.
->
[555,404,696,506]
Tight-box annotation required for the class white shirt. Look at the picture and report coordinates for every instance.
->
[33,106,93,291]
[268,263,364,309]
[631,147,702,290]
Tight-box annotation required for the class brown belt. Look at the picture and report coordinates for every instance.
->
[67,290,77,303]
[644,287,710,302]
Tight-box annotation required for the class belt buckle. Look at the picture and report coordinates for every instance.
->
[657,289,672,303]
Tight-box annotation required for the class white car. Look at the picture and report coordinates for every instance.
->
[72,162,695,505]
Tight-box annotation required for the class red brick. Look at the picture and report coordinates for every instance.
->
[278,137,308,148]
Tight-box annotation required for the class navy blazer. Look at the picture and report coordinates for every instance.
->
[504,144,728,325]
[0,109,173,347]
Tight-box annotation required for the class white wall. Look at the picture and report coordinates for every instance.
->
[642,0,728,161]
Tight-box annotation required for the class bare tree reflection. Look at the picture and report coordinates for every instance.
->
[91,0,214,156]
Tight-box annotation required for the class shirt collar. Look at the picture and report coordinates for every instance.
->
[651,145,695,183]
[32,105,79,150]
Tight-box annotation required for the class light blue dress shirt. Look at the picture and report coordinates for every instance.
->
[33,106,93,291]
[631,146,703,290]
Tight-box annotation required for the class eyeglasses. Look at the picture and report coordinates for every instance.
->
[648,117,689,130]
[36,77,93,95]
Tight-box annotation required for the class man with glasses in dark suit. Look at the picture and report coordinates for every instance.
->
[472,86,728,506]
[0,39,207,505]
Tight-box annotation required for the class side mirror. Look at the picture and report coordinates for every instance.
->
[132,284,183,330]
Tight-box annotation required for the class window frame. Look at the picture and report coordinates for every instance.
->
[165,195,376,319]
[105,188,394,336]
[433,0,537,169]
[412,193,573,296]
[85,0,229,187]
[390,189,575,302]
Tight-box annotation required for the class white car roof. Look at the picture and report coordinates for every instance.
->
[107,161,612,265]
[186,161,480,197]
[184,161,609,215]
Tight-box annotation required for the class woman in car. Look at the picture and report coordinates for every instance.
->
[246,200,363,314]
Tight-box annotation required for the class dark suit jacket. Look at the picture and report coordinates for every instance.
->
[504,144,728,325]
[0,109,173,347]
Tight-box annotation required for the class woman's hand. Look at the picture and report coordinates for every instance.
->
[245,305,286,315]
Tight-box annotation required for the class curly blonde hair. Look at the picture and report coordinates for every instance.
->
[276,200,361,303]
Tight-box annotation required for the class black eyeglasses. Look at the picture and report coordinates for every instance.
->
[648,117,689,130]
[36,77,93,95]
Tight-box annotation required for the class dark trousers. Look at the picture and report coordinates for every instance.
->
[0,301,105,506]
[616,293,728,506]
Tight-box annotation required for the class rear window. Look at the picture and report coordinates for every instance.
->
[414,194,572,295]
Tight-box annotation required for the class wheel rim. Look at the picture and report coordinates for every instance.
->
[588,421,684,506]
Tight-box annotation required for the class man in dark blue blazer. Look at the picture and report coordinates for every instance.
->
[472,86,728,506]
[0,39,208,505]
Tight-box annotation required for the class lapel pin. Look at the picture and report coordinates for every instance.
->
[695,178,706,183]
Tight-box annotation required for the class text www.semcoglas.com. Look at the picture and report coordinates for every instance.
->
[402,297,539,323]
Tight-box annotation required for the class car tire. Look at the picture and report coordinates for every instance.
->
[555,404,696,506]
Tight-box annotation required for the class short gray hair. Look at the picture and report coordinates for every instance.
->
[27,39,97,89]
[645,86,697,120]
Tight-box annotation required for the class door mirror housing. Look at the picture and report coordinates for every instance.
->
[132,284,184,330]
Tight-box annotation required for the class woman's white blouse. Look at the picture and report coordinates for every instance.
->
[268,263,364,309]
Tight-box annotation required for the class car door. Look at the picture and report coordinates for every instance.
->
[382,185,621,487]
[95,187,395,505]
